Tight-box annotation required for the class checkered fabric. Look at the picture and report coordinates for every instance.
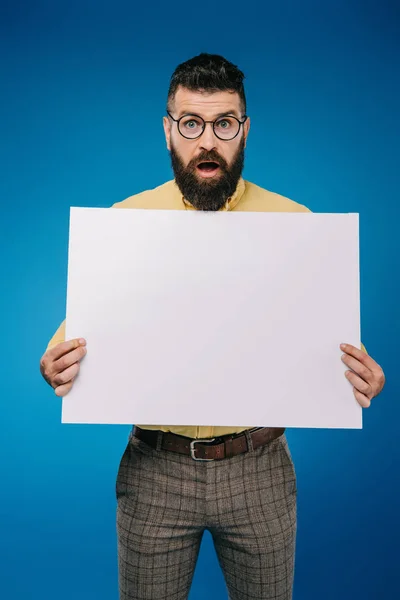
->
[116,429,297,600]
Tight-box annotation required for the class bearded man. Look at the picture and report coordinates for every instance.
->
[40,53,385,600]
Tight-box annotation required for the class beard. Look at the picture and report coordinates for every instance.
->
[170,138,245,211]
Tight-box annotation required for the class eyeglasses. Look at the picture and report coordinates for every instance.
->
[167,111,248,141]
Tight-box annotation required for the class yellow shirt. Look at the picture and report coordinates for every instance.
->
[47,177,367,439]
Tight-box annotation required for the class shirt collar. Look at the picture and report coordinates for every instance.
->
[180,177,245,211]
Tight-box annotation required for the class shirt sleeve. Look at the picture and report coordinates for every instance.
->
[46,319,66,351]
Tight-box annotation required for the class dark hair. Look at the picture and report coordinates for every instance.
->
[167,53,246,114]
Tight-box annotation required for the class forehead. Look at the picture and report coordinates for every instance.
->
[172,86,242,117]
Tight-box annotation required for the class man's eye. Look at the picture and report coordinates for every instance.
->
[216,119,232,129]
[182,119,201,129]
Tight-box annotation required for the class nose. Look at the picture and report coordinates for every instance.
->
[199,122,218,151]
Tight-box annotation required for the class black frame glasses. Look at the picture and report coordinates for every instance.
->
[167,110,248,141]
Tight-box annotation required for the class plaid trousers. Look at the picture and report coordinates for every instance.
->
[116,428,297,600]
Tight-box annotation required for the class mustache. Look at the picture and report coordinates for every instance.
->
[187,150,228,171]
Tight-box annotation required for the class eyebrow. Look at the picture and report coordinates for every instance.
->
[178,110,241,119]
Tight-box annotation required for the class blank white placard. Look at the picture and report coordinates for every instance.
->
[63,208,362,428]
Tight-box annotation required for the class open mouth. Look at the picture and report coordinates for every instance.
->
[196,161,221,177]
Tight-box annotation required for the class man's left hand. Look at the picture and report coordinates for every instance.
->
[340,343,385,408]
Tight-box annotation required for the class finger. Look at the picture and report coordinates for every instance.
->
[54,381,74,397]
[340,343,381,374]
[341,354,373,383]
[49,338,86,361]
[345,369,372,396]
[53,362,80,387]
[353,387,371,408]
[53,345,87,374]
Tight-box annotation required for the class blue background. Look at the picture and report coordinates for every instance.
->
[1,1,399,598]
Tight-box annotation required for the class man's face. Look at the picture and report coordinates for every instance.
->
[163,86,250,211]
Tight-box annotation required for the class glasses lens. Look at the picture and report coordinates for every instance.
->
[178,115,204,138]
[214,117,240,140]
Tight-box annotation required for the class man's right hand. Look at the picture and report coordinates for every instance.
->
[40,338,87,397]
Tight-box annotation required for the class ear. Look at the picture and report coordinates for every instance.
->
[163,116,171,151]
[243,116,250,148]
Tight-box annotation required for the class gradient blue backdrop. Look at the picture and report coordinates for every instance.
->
[1,1,399,599]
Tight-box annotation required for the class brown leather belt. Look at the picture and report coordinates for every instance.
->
[132,426,286,461]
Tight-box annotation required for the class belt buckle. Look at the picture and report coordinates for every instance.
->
[190,438,216,461]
